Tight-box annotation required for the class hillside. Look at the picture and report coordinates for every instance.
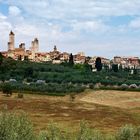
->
[0,58,140,94]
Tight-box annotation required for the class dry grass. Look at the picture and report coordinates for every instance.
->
[79,90,140,109]
[0,90,140,134]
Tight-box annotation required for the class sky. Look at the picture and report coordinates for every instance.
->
[0,0,140,58]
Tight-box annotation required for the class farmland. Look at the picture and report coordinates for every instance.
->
[0,90,140,134]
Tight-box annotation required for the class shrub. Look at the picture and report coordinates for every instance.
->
[17,92,24,98]
[89,83,94,89]
[129,84,138,89]
[0,112,140,140]
[120,84,129,90]
[94,83,102,89]
[135,126,140,139]
[77,121,104,140]
[0,112,35,140]
[38,122,70,140]
[38,121,105,140]
[1,83,12,96]
[115,125,136,140]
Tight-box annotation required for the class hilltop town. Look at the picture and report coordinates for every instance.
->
[1,31,140,71]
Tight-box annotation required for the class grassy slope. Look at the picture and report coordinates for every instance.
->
[0,90,140,134]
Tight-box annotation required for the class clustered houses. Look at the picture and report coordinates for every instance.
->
[88,56,111,70]
[73,52,86,64]
[113,56,140,69]
[89,56,140,71]
[1,31,140,70]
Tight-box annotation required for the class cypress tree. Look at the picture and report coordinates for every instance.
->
[95,57,102,71]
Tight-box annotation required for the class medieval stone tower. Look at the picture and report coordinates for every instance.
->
[30,38,39,60]
[34,38,39,53]
[8,31,15,51]
[31,38,39,53]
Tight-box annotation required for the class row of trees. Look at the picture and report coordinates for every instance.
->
[0,82,85,95]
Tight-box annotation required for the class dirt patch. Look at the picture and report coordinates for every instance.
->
[0,91,140,133]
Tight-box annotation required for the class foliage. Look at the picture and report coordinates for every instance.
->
[77,121,104,140]
[112,64,119,72]
[69,53,74,66]
[115,125,137,140]
[38,123,140,140]
[0,52,3,65]
[0,112,35,140]
[24,66,34,78]
[38,122,70,140]
[38,121,104,140]
[0,112,140,140]
[0,58,140,94]
[95,57,102,71]
[0,82,85,95]
[1,83,12,96]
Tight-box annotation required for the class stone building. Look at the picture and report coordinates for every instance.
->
[7,31,26,60]
[29,38,39,60]
[50,46,61,60]
[74,52,86,64]
[8,31,15,51]
[114,56,122,64]
[2,31,40,61]
[30,38,39,53]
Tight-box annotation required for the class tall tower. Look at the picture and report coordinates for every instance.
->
[54,45,57,51]
[8,31,15,51]
[34,38,39,53]
[30,38,39,60]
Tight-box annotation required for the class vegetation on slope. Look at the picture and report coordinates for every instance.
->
[0,57,140,94]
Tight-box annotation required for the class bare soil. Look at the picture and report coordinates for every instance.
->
[0,90,140,134]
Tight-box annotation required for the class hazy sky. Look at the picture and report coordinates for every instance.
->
[0,0,140,58]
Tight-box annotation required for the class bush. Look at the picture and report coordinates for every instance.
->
[0,82,85,95]
[17,92,24,98]
[0,112,140,140]
[77,121,104,140]
[38,121,105,140]
[120,84,129,90]
[115,125,136,140]
[0,112,35,140]
[38,122,70,140]
[89,83,94,89]
[129,84,138,89]
[1,83,12,96]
